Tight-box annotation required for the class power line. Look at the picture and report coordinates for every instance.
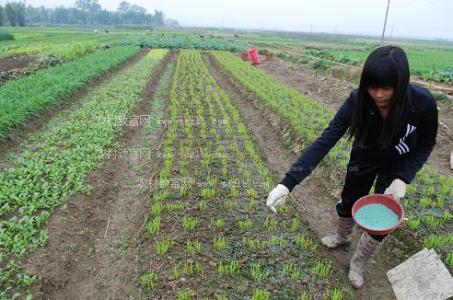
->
[381,0,391,45]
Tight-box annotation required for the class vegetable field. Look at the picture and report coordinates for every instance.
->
[0,28,452,300]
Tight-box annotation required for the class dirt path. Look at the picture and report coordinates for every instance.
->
[22,51,176,300]
[256,57,453,177]
[0,50,147,165]
[205,53,398,300]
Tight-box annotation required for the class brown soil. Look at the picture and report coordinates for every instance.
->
[0,55,62,84]
[0,55,35,72]
[21,51,176,300]
[256,57,453,177]
[205,53,401,300]
[0,50,147,168]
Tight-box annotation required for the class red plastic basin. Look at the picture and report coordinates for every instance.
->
[352,194,404,236]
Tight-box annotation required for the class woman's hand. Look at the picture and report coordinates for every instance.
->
[384,178,406,202]
[266,184,289,213]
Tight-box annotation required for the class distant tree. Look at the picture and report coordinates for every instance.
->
[26,6,51,24]
[117,1,148,24]
[5,2,25,26]
[23,1,175,27]
[74,0,101,12]
[117,1,131,14]
[53,7,71,24]
[0,5,5,26]
[153,10,165,26]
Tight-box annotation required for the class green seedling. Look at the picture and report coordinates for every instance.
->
[172,263,180,279]
[268,235,286,249]
[153,191,170,202]
[223,199,237,210]
[323,288,344,300]
[178,288,195,300]
[201,187,215,199]
[155,239,172,256]
[238,219,253,230]
[230,186,240,198]
[151,203,163,216]
[242,238,267,252]
[289,218,300,232]
[420,197,431,208]
[182,217,199,230]
[250,263,269,282]
[252,289,270,300]
[217,260,240,276]
[147,217,161,235]
[264,217,277,231]
[140,271,158,291]
[198,200,208,211]
[312,260,333,278]
[166,201,187,212]
[408,217,421,230]
[213,236,228,251]
[446,251,453,269]
[295,234,319,252]
[186,239,202,256]
[212,218,225,229]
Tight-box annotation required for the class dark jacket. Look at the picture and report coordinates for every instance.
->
[281,83,438,192]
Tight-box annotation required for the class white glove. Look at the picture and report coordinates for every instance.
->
[266,184,289,213]
[384,179,406,202]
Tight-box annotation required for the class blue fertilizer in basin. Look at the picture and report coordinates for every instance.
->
[355,204,399,230]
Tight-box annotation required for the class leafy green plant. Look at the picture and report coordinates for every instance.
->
[268,235,286,250]
[407,217,421,230]
[198,200,208,211]
[323,288,344,300]
[186,239,202,256]
[223,199,237,210]
[151,203,163,216]
[172,263,180,279]
[213,236,228,251]
[289,218,300,232]
[140,271,158,291]
[201,187,215,198]
[147,217,161,235]
[166,201,187,212]
[217,260,240,276]
[155,239,172,256]
[446,251,453,269]
[178,288,195,300]
[252,289,270,300]
[238,219,253,230]
[250,263,269,282]
[213,218,225,229]
[295,234,319,252]
[182,217,199,230]
[264,217,277,231]
[242,238,267,252]
[312,260,333,278]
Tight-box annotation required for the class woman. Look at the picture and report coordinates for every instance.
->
[266,46,438,288]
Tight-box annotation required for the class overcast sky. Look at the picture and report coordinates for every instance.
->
[6,0,453,40]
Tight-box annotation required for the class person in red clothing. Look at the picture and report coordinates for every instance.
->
[266,46,438,288]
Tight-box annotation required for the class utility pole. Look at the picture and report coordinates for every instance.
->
[380,0,391,45]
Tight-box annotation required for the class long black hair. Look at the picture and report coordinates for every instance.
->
[348,46,410,150]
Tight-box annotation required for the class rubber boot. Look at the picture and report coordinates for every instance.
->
[348,231,384,289]
[321,217,356,248]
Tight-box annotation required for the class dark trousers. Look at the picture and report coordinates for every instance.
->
[336,148,402,242]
